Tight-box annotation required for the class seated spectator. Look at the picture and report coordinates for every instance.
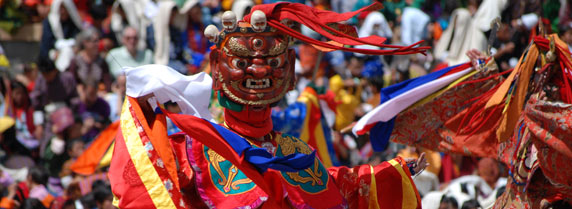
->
[92,186,114,209]
[21,198,48,209]
[77,79,110,142]
[400,0,430,46]
[0,81,42,157]
[67,27,112,92]
[59,139,85,180]
[14,64,39,93]
[106,27,153,77]
[39,0,83,70]
[30,58,80,114]
[440,196,459,209]
[88,1,116,52]
[560,24,572,53]
[42,107,76,177]
[26,166,54,208]
[184,2,211,74]
[0,166,53,208]
[461,199,480,209]
[104,74,126,122]
[110,0,146,49]
[146,1,191,74]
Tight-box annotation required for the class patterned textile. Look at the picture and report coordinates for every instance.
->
[110,98,423,208]
[390,65,502,157]
[354,62,474,152]
[186,132,421,209]
[363,35,572,208]
[170,110,422,208]
[524,98,572,189]
[494,97,572,208]
[109,97,188,209]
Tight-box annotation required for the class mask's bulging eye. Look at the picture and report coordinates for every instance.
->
[268,57,282,68]
[232,58,248,69]
[252,38,264,50]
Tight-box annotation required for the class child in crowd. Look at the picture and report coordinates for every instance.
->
[0,166,53,208]
[77,79,110,142]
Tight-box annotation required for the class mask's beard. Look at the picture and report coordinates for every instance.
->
[224,105,273,138]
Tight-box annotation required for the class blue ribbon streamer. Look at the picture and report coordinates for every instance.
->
[208,119,316,173]
[369,63,464,152]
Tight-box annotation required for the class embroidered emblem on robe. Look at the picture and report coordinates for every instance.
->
[204,146,257,195]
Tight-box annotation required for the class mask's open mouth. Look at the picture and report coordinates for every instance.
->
[224,75,291,106]
[241,78,273,90]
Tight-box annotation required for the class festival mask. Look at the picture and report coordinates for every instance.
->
[206,11,296,107]
[205,3,429,108]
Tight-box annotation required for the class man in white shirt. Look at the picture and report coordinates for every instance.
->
[106,27,154,77]
[400,1,430,46]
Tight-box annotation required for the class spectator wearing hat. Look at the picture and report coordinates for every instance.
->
[146,0,194,74]
[183,1,211,75]
[38,0,82,63]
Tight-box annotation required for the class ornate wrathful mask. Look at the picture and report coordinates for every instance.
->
[206,3,430,111]
[207,11,295,109]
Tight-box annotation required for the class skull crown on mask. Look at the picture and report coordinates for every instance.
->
[205,10,296,108]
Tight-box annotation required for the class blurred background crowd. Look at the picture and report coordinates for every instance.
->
[0,0,570,208]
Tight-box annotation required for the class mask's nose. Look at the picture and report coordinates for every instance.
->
[247,58,270,78]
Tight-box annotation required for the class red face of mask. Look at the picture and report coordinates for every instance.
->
[210,33,296,107]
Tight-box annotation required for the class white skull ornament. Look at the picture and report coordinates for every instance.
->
[250,10,267,32]
[204,25,220,43]
[222,11,237,31]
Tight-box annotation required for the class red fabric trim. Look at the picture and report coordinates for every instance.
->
[224,108,273,138]
[533,35,572,103]
[439,62,472,78]
[243,2,430,55]
[356,123,376,135]
[24,107,35,135]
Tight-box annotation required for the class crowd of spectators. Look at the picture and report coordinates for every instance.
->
[0,0,571,208]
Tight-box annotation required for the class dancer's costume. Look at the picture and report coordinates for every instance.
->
[354,34,572,208]
[109,2,430,209]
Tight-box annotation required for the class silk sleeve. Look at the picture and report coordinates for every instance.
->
[327,156,421,209]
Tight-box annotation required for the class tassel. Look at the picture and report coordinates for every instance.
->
[243,2,430,55]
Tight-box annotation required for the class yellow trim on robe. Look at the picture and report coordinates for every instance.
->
[368,165,381,209]
[388,159,418,209]
[112,195,119,208]
[297,90,334,168]
[120,100,178,209]
[299,101,311,143]
[97,142,115,169]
